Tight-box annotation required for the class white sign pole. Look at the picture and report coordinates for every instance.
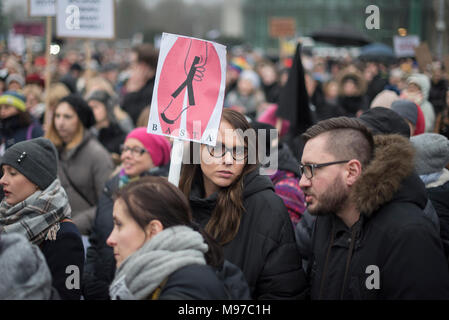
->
[168,139,184,187]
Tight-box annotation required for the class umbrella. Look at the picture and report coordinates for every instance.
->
[359,42,396,63]
[309,24,372,47]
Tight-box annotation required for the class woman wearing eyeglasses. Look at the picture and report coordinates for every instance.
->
[83,127,171,300]
[179,109,307,299]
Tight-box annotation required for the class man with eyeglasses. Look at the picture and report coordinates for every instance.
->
[299,116,449,300]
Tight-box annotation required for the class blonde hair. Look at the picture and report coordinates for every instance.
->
[47,83,70,109]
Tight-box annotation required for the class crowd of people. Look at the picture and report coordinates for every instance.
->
[0,39,449,300]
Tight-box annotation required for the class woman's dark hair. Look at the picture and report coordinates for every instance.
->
[179,109,258,245]
[115,176,223,268]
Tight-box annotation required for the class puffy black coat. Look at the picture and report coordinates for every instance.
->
[82,166,169,300]
[309,135,449,300]
[189,169,308,299]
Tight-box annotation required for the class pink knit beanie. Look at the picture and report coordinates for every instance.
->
[125,127,171,167]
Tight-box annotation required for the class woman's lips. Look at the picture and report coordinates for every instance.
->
[217,170,233,178]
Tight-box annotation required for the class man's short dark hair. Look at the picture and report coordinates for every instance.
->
[302,117,375,168]
[132,43,158,70]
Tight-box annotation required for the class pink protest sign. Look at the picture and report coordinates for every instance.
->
[148,33,226,146]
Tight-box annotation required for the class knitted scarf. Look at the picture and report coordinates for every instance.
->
[109,225,208,300]
[0,178,71,245]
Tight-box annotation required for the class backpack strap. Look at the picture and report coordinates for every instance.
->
[150,277,169,300]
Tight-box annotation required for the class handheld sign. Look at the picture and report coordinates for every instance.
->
[28,0,56,17]
[56,0,115,39]
[147,33,227,186]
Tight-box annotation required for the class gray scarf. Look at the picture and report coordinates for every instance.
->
[0,179,71,245]
[109,225,208,300]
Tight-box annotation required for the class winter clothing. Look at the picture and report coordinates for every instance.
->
[6,74,25,89]
[358,107,410,138]
[59,94,95,129]
[0,179,71,245]
[411,133,449,175]
[40,220,84,300]
[411,133,449,259]
[0,91,26,111]
[0,233,52,299]
[125,127,171,167]
[121,76,155,125]
[391,99,426,135]
[160,260,251,300]
[224,89,266,119]
[0,177,84,300]
[336,67,369,116]
[83,165,169,300]
[91,122,127,155]
[309,134,449,299]
[58,131,114,235]
[369,89,399,109]
[407,74,436,132]
[109,226,208,300]
[429,78,448,115]
[189,169,308,299]
[0,114,44,154]
[269,143,306,226]
[0,137,58,190]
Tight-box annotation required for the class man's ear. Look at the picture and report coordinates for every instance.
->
[144,219,164,239]
[345,159,363,186]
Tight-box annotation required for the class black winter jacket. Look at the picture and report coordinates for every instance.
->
[189,169,308,299]
[41,221,85,300]
[121,77,155,125]
[427,180,449,259]
[82,165,169,300]
[159,260,251,300]
[309,135,449,300]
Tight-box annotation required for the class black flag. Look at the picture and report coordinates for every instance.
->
[276,42,314,160]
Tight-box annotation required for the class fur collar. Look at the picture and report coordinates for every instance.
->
[351,134,415,217]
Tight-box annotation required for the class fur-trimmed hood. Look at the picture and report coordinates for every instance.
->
[351,134,423,217]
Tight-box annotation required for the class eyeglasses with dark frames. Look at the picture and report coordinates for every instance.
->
[299,160,350,179]
[206,142,248,161]
[120,145,147,156]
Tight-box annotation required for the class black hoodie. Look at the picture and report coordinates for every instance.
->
[189,169,308,299]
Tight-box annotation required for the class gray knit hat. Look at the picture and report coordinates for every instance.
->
[391,99,418,126]
[410,133,449,175]
[0,233,52,299]
[0,138,58,190]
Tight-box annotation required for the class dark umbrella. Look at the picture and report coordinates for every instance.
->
[309,24,372,47]
[359,42,396,63]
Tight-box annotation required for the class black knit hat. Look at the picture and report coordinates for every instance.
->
[0,138,58,190]
[358,106,411,138]
[58,94,95,129]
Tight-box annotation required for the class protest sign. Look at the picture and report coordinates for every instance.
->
[147,33,227,185]
[393,35,420,58]
[28,0,56,17]
[56,0,115,39]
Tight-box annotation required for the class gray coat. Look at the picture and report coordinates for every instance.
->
[58,131,114,235]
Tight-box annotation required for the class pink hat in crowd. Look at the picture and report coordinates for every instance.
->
[125,127,171,167]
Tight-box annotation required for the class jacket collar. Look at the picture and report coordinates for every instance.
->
[351,134,416,217]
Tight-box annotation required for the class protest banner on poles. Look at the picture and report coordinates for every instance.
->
[147,33,227,186]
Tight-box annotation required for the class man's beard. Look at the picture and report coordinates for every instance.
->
[306,176,349,216]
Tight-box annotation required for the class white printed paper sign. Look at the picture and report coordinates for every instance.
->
[147,33,227,146]
[56,0,115,39]
[29,0,56,17]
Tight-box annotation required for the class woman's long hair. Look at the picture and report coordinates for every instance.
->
[179,109,258,245]
[45,101,84,150]
[115,176,223,268]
